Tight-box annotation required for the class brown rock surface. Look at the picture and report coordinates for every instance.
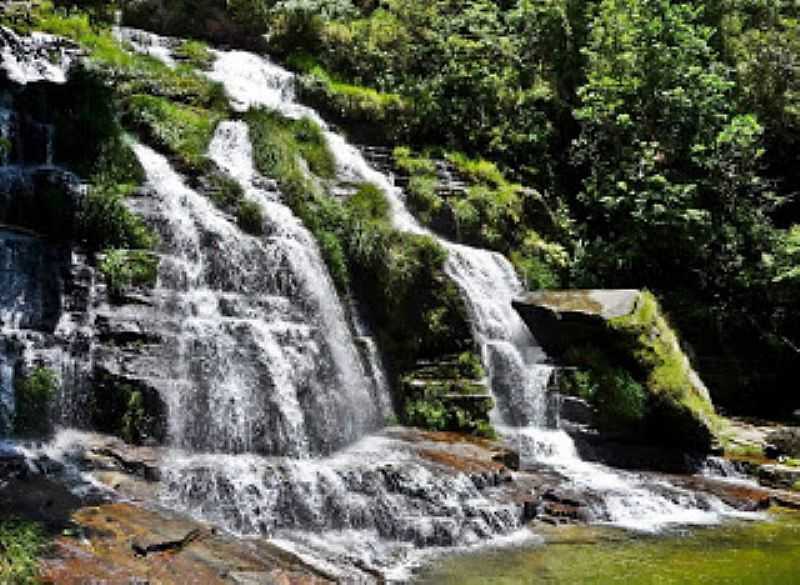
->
[40,503,335,585]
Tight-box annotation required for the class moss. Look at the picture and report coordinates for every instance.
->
[124,95,221,172]
[91,374,166,445]
[0,519,46,585]
[99,249,159,300]
[558,295,717,448]
[610,292,715,417]
[174,39,214,70]
[13,367,58,437]
[236,200,264,236]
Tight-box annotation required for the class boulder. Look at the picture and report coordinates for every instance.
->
[514,290,717,453]
[513,289,640,358]
[758,464,800,491]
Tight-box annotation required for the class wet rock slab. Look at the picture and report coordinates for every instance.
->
[41,503,335,585]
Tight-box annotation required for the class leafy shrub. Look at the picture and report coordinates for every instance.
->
[593,368,647,430]
[99,249,159,299]
[236,200,265,235]
[14,367,57,437]
[457,351,485,379]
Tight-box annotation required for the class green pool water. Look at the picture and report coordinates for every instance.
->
[415,509,800,585]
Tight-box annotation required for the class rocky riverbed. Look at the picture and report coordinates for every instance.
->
[3,424,799,583]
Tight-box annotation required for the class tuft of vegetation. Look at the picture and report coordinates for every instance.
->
[174,39,214,70]
[80,182,156,253]
[13,367,58,437]
[296,62,411,142]
[236,200,265,236]
[124,94,221,173]
[90,373,166,446]
[0,519,46,585]
[99,249,160,300]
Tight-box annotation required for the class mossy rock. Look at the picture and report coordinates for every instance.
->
[90,370,166,446]
[400,353,493,437]
[516,290,717,452]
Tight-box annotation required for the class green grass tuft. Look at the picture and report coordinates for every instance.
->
[0,519,46,585]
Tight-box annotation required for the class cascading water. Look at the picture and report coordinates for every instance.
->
[201,38,753,534]
[0,25,762,584]
[130,139,390,457]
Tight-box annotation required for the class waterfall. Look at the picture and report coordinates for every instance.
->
[0,25,759,582]
[130,140,391,457]
[199,40,755,534]
[0,26,75,85]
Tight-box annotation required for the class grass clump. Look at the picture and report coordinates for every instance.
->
[174,39,214,70]
[0,519,46,585]
[13,367,58,437]
[125,95,221,173]
[297,63,411,141]
[99,249,159,299]
[80,181,155,253]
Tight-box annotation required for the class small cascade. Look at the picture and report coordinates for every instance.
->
[509,427,740,532]
[113,27,176,67]
[130,139,390,457]
[160,433,525,580]
[0,26,76,85]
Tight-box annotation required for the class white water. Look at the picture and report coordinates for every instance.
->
[0,26,75,84]
[131,140,391,457]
